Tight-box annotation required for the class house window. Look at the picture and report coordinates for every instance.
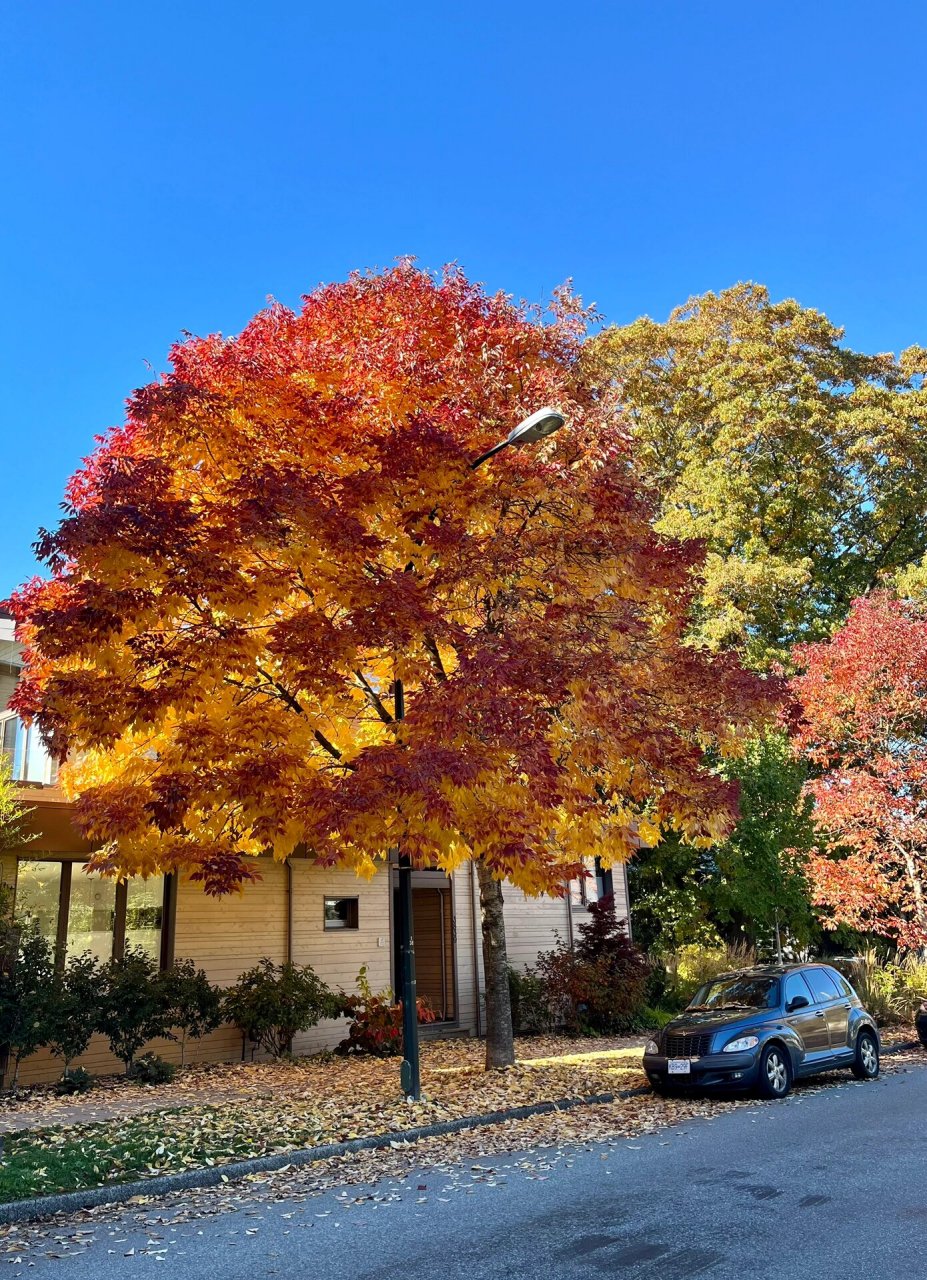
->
[594,857,614,900]
[14,859,170,966]
[0,712,58,786]
[324,897,359,930]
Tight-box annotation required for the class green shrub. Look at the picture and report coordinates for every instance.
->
[54,1067,93,1096]
[833,950,927,1026]
[637,1005,676,1030]
[128,1052,176,1085]
[158,959,223,1065]
[224,958,340,1058]
[536,896,651,1035]
[46,952,104,1073]
[507,965,551,1034]
[662,941,756,1008]
[0,924,57,1088]
[339,965,437,1056]
[97,947,170,1073]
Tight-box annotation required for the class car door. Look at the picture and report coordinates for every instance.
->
[784,970,830,1059]
[807,967,853,1055]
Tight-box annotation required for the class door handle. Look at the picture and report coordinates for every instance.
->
[814,1011,826,1018]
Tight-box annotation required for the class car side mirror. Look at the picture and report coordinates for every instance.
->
[786,995,809,1012]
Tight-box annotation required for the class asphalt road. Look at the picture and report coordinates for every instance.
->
[13,1065,927,1279]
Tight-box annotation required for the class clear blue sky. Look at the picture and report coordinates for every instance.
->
[2,1,925,597]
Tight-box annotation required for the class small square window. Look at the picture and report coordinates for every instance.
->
[324,897,359,930]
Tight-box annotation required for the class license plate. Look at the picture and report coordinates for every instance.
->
[667,1059,691,1075]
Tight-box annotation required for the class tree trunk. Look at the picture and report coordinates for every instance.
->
[476,859,515,1069]
[898,842,927,941]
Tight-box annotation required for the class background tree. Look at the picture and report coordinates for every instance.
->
[9,265,775,1071]
[592,284,927,669]
[793,591,927,949]
[629,730,818,954]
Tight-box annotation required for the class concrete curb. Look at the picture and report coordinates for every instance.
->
[0,1038,920,1225]
[0,1085,649,1225]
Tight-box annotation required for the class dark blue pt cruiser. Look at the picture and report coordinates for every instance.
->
[643,963,880,1099]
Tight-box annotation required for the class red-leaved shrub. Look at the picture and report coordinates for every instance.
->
[536,895,651,1034]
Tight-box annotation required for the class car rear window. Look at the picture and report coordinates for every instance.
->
[804,968,843,1003]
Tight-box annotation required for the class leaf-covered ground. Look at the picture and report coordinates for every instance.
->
[0,1036,649,1202]
[0,1029,918,1206]
[0,1043,923,1272]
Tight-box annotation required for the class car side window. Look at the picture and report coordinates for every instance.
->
[784,973,812,1007]
[804,968,842,1003]
[827,968,855,999]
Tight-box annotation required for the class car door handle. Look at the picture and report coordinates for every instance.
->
[814,1011,826,1018]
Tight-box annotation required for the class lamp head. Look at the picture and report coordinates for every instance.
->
[506,407,565,448]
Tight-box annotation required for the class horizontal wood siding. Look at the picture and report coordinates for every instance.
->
[503,887,570,970]
[289,862,390,1056]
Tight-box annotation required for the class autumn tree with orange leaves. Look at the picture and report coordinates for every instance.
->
[9,265,775,1068]
[793,591,927,949]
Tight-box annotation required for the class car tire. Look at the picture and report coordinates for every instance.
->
[757,1043,792,1099]
[851,1029,880,1080]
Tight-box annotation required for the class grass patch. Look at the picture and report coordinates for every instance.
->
[0,1102,329,1203]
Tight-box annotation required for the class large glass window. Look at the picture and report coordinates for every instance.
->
[13,860,169,966]
[14,860,61,947]
[126,878,164,959]
[67,869,118,962]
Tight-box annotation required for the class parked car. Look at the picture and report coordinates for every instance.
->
[644,963,880,1099]
[916,1001,927,1049]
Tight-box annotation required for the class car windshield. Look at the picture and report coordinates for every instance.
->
[688,975,780,1012]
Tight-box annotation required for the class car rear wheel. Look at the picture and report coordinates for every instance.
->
[757,1044,792,1099]
[851,1029,879,1080]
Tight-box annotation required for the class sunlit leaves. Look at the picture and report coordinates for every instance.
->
[9,265,774,895]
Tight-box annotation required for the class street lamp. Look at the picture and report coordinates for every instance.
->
[396,406,567,1100]
[470,407,566,470]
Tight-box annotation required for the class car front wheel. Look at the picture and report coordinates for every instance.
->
[757,1044,792,1099]
[851,1029,879,1080]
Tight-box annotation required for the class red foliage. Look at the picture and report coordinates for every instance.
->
[339,967,438,1056]
[792,592,927,947]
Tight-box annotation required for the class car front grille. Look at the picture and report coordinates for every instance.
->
[663,1032,714,1058]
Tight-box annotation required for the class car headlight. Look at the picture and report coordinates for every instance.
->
[645,1039,660,1055]
[723,1035,759,1053]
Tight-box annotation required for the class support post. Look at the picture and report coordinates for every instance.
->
[394,678,421,1100]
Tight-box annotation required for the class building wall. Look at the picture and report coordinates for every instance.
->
[7,847,633,1084]
[503,859,632,972]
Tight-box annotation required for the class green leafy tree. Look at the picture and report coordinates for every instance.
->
[46,951,104,1073]
[710,730,819,951]
[593,284,927,669]
[97,947,170,1072]
[0,924,56,1087]
[158,959,222,1065]
[223,959,340,1059]
[629,732,818,955]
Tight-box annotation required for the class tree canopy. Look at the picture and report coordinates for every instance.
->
[592,284,927,668]
[8,265,775,896]
[793,591,927,948]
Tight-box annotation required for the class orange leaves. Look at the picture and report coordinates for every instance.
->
[793,592,927,945]
[7,265,776,897]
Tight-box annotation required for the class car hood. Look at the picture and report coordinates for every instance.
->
[662,1009,771,1038]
